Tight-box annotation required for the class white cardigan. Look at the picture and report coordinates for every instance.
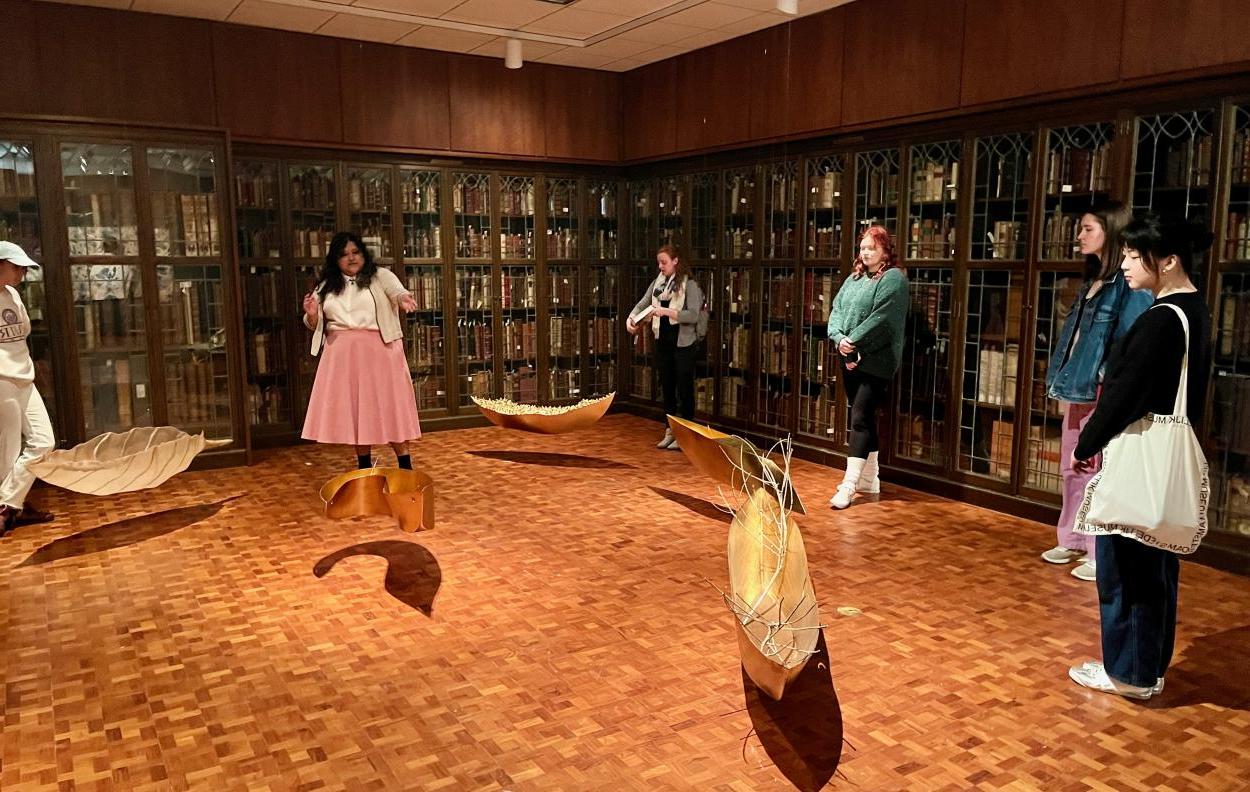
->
[305,267,408,356]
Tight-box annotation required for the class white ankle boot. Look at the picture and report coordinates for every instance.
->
[830,457,867,509]
[857,451,880,494]
[656,429,675,449]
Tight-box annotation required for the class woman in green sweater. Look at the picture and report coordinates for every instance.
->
[825,225,910,509]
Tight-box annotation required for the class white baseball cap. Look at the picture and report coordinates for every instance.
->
[0,241,39,269]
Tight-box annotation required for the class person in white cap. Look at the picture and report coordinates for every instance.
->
[0,240,56,536]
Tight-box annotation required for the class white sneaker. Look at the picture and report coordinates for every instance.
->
[656,429,675,449]
[1041,546,1085,564]
[1071,559,1097,581]
[829,483,856,510]
[1068,661,1155,700]
[667,438,681,451]
[1074,661,1164,695]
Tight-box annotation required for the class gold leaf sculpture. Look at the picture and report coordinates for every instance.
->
[472,392,614,434]
[667,415,805,515]
[28,427,230,496]
[319,467,434,533]
[671,420,821,701]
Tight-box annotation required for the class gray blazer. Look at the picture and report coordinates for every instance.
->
[630,273,704,348]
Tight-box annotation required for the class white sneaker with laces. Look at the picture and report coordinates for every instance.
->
[1041,546,1085,564]
[1074,661,1163,695]
[1071,559,1097,581]
[1068,661,1155,700]
[829,483,856,510]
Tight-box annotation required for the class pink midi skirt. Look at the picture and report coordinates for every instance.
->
[301,329,422,445]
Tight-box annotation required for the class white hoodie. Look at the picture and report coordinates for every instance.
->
[0,285,34,383]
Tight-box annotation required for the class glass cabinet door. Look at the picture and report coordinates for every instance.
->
[346,165,393,262]
[401,168,441,260]
[546,263,580,402]
[719,265,752,420]
[1022,272,1083,493]
[798,265,841,441]
[764,161,798,260]
[854,148,900,239]
[627,179,653,261]
[757,266,794,430]
[1040,123,1115,261]
[958,270,1022,480]
[723,168,756,260]
[2,141,56,432]
[148,147,231,440]
[689,172,719,261]
[587,180,617,261]
[1132,109,1216,280]
[499,176,534,262]
[906,140,960,261]
[545,177,578,262]
[894,267,954,466]
[405,265,447,412]
[971,132,1033,261]
[501,264,537,401]
[806,155,845,261]
[658,176,682,248]
[626,264,655,401]
[453,172,491,260]
[586,264,618,397]
[455,264,494,405]
[62,142,149,436]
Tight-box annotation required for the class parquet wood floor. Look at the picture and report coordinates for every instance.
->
[3,414,1248,791]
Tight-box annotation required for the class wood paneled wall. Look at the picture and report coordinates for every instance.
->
[621,0,1250,160]
[5,0,1250,165]
[1,0,620,163]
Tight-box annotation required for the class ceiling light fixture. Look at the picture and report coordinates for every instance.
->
[777,0,798,14]
[505,38,523,69]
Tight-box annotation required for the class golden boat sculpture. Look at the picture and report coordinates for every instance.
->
[472,392,614,435]
[319,467,435,533]
[728,486,821,701]
[28,427,231,496]
[667,415,805,514]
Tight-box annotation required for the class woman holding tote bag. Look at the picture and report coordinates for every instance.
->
[1066,215,1213,700]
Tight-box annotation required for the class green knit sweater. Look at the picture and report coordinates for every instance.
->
[825,268,910,379]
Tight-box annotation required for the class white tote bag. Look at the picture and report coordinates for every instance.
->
[1074,303,1210,554]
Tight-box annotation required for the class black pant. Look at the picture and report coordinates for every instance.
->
[1096,534,1179,687]
[843,366,889,458]
[657,336,696,420]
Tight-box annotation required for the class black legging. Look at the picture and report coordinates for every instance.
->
[843,366,889,458]
[657,333,696,420]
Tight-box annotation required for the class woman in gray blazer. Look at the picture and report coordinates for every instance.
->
[626,244,704,450]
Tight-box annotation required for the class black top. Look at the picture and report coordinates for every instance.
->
[1075,291,1212,461]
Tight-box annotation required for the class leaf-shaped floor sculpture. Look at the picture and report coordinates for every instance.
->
[29,427,230,495]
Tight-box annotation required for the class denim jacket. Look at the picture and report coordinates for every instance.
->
[1045,271,1152,403]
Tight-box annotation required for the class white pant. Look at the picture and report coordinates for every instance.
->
[0,378,55,509]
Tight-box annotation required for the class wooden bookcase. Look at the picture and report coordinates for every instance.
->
[0,121,244,463]
[615,93,1250,567]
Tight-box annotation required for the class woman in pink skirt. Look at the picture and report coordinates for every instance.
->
[302,231,421,469]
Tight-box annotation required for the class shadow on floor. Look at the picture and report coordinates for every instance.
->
[313,540,442,616]
[648,486,732,524]
[17,495,243,568]
[1153,624,1250,711]
[467,450,634,469]
[742,630,842,791]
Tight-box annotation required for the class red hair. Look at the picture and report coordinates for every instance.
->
[852,225,901,279]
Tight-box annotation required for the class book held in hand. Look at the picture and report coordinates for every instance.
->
[630,304,655,323]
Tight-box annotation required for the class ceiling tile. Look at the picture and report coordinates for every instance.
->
[716,9,787,35]
[582,37,656,59]
[617,20,706,45]
[131,0,239,18]
[395,26,497,51]
[675,28,736,50]
[468,38,565,60]
[316,13,419,42]
[229,0,337,33]
[521,7,632,37]
[352,0,465,15]
[441,0,560,28]
[574,0,682,16]
[535,48,619,69]
[662,1,758,29]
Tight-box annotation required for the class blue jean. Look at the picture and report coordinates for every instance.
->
[1095,534,1179,687]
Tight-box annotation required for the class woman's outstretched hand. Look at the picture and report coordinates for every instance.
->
[398,292,418,313]
[303,291,319,324]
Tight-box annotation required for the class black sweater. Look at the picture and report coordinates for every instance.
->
[1075,291,1212,461]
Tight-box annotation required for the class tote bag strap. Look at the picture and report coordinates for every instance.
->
[1151,302,1191,417]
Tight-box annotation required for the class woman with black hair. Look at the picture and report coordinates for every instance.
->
[1067,215,1213,700]
[302,231,422,469]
